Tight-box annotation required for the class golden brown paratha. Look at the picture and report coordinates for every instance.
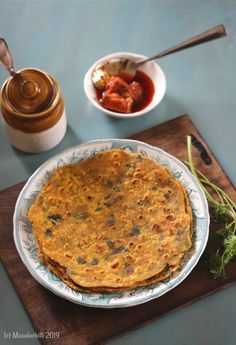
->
[28,149,192,292]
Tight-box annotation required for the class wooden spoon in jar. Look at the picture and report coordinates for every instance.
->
[0,38,16,76]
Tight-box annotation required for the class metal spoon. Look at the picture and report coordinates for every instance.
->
[92,24,227,87]
[0,38,16,76]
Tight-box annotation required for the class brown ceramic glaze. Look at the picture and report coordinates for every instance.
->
[1,68,64,133]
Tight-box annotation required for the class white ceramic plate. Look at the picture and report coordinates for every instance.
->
[13,139,209,308]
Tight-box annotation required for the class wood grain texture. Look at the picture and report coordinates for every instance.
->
[0,115,235,345]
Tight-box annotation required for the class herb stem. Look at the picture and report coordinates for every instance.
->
[186,135,236,278]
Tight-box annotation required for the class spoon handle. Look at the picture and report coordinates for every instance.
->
[138,24,227,66]
[0,38,16,76]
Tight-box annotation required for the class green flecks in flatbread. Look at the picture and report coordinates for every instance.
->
[28,149,192,292]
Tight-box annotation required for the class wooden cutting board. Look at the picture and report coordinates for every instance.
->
[0,114,236,345]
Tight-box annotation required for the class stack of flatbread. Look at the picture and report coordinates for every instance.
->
[28,149,192,292]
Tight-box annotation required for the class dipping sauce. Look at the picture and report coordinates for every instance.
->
[95,70,155,114]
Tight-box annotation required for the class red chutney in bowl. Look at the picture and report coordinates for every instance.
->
[95,70,155,114]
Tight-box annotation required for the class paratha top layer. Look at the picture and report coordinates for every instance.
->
[28,149,192,289]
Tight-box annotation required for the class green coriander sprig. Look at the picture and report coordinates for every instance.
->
[186,135,236,278]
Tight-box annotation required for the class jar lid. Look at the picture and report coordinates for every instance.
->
[5,68,56,114]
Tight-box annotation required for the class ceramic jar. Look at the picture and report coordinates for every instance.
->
[1,68,67,153]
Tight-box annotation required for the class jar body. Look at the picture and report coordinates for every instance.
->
[2,108,67,153]
[1,68,67,153]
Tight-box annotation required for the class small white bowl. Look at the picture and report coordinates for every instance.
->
[84,52,166,118]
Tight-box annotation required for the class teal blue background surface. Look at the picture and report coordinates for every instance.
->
[0,1,235,344]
